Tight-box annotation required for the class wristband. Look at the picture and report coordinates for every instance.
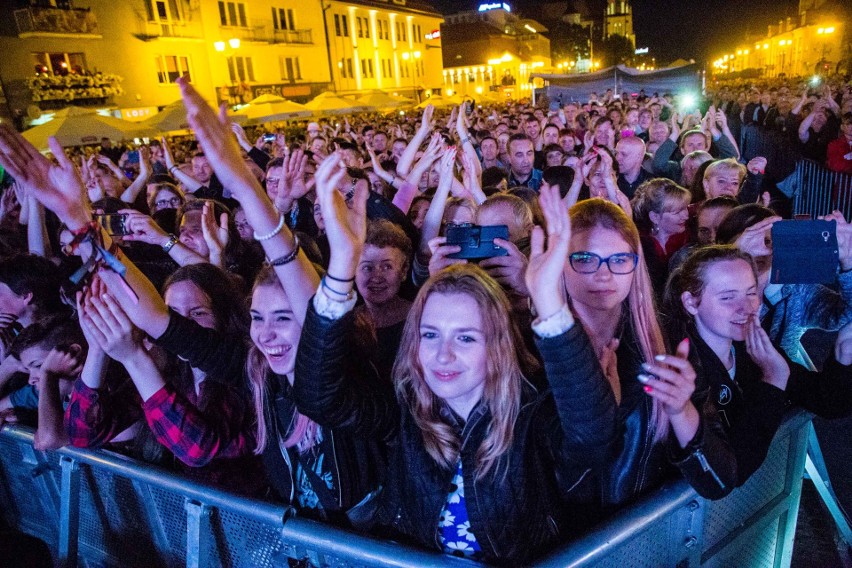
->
[162,234,179,253]
[253,214,285,241]
[325,272,355,283]
[267,235,300,266]
[168,165,179,174]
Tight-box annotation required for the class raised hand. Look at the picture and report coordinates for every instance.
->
[274,148,310,212]
[161,137,177,170]
[820,211,852,271]
[480,238,529,297]
[525,182,572,320]
[0,126,90,229]
[37,346,84,380]
[80,289,145,364]
[734,216,780,258]
[201,201,229,267]
[638,338,696,417]
[836,320,852,366]
[315,153,368,280]
[420,104,435,134]
[177,76,262,201]
[746,156,767,175]
[119,209,170,246]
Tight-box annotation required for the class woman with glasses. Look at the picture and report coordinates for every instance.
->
[562,198,736,506]
[147,182,185,214]
[632,179,692,298]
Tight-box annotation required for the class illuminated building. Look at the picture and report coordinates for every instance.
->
[323,0,444,100]
[710,0,847,78]
[604,0,634,47]
[441,2,550,100]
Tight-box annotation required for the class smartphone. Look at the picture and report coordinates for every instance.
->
[770,220,838,284]
[97,214,129,237]
[127,151,139,164]
[465,101,474,115]
[262,133,276,143]
[446,224,509,260]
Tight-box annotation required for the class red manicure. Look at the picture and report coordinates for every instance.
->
[643,386,653,393]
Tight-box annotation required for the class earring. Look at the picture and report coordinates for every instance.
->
[651,224,659,235]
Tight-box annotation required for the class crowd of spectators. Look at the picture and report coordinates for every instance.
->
[0,73,851,564]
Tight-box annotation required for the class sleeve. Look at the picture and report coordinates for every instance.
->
[8,385,39,410]
[738,171,763,204]
[64,379,143,448]
[390,181,421,215]
[714,134,738,159]
[535,323,618,481]
[786,357,852,419]
[142,382,255,467]
[669,396,738,500]
[797,272,852,333]
[154,310,248,385]
[248,147,271,172]
[292,299,399,440]
[725,380,789,484]
[651,138,680,180]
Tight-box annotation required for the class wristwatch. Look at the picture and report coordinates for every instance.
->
[162,234,179,253]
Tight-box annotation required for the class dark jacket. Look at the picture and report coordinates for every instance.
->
[293,301,617,565]
[595,317,737,505]
[156,312,387,521]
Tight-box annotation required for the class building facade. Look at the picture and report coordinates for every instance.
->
[441,3,550,100]
[0,0,443,125]
[323,0,444,100]
[603,0,634,47]
[711,0,848,78]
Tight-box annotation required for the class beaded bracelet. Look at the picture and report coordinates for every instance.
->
[254,214,286,242]
[268,235,300,266]
[321,277,354,300]
[325,272,355,284]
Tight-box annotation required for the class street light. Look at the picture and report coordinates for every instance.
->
[214,38,241,105]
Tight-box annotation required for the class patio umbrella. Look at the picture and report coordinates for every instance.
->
[304,92,377,116]
[414,95,460,109]
[355,91,413,111]
[240,94,312,124]
[142,99,247,134]
[22,106,158,151]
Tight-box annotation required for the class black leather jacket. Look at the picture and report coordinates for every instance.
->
[293,301,617,566]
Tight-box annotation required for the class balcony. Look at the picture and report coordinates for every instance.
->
[14,6,100,38]
[220,20,313,45]
[272,28,313,45]
[133,20,202,41]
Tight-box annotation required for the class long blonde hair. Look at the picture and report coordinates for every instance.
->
[393,264,533,480]
[569,198,670,441]
[246,266,318,454]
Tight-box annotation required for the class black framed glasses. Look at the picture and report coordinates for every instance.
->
[155,197,182,209]
[569,252,638,274]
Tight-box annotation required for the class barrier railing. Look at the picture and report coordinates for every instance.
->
[0,411,812,567]
[793,158,852,221]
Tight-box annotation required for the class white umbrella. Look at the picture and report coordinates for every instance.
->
[304,92,377,116]
[240,94,312,124]
[143,99,247,133]
[22,107,157,151]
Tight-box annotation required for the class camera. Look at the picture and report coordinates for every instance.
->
[446,224,509,260]
[96,214,129,237]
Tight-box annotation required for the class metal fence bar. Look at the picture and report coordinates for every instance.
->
[58,457,81,568]
[0,411,813,568]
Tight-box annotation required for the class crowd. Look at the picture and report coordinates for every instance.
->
[0,73,851,565]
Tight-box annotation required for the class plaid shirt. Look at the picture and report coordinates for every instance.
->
[66,378,256,466]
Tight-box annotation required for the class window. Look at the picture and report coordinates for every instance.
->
[339,58,347,78]
[396,21,407,42]
[155,55,191,84]
[357,17,363,38]
[279,56,302,80]
[334,14,341,36]
[227,56,254,83]
[363,17,370,39]
[340,15,349,37]
[346,58,353,79]
[218,1,247,27]
[146,0,182,23]
[361,58,375,78]
[381,58,393,78]
[413,24,421,43]
[33,52,86,76]
[356,16,370,39]
[272,7,295,31]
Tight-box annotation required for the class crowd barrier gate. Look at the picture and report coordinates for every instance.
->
[792,159,852,221]
[0,411,812,567]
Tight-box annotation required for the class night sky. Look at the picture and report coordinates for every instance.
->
[432,0,802,63]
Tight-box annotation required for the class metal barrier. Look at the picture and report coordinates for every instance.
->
[0,412,812,567]
[793,159,852,221]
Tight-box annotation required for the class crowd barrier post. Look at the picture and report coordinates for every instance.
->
[0,411,814,567]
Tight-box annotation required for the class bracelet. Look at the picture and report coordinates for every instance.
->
[460,137,471,146]
[254,214,286,241]
[389,177,396,189]
[321,277,353,300]
[168,165,179,174]
[267,235,300,266]
[325,272,355,283]
[162,234,179,253]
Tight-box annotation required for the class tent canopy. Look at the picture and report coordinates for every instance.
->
[532,62,701,103]
[238,95,312,123]
[23,106,157,151]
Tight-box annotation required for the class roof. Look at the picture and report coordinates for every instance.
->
[327,0,443,19]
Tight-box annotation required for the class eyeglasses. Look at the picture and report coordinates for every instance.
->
[265,177,280,186]
[569,252,638,274]
[155,197,182,209]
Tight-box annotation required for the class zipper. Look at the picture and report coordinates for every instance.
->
[276,417,295,504]
[695,449,726,490]
[330,429,343,507]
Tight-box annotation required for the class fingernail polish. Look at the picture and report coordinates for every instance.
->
[643,386,653,393]
[637,374,650,383]
[654,354,666,361]
[641,362,653,371]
